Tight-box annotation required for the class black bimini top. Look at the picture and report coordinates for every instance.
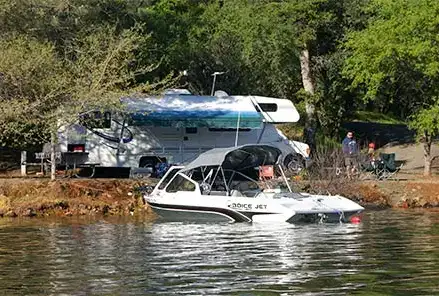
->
[183,144,281,171]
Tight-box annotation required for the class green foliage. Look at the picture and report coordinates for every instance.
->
[0,37,65,147]
[343,0,439,173]
[0,37,64,101]
[5,0,437,156]
[127,0,371,136]
[408,104,439,139]
[315,129,342,151]
[136,0,207,87]
[343,0,439,122]
[0,1,174,149]
[185,0,303,97]
[352,111,405,125]
[344,0,439,106]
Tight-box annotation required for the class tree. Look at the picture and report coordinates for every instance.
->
[195,0,301,97]
[134,0,366,139]
[409,105,439,176]
[343,0,439,176]
[0,30,148,179]
[0,37,64,148]
[0,0,175,180]
[136,0,208,91]
[195,0,333,123]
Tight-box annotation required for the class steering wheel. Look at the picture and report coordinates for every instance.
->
[200,182,211,194]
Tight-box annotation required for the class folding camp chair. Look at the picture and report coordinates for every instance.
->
[375,153,403,180]
[359,154,379,180]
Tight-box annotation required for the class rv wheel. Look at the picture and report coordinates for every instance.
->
[139,160,155,177]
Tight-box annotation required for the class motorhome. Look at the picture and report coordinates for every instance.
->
[57,90,310,176]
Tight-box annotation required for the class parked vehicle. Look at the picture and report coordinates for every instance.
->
[56,90,310,177]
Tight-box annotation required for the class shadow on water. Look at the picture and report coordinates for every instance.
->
[0,210,438,295]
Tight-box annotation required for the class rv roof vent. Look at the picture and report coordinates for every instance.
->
[214,90,229,97]
[163,89,192,95]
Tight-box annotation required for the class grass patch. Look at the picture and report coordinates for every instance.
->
[352,111,405,125]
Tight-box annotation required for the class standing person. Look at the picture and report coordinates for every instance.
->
[342,131,359,178]
[303,120,316,157]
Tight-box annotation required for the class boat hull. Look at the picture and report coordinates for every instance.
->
[148,202,252,223]
[287,211,362,224]
[150,205,235,222]
[145,196,363,224]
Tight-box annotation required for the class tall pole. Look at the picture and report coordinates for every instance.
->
[21,151,27,176]
[234,110,241,147]
[211,75,217,96]
[50,131,57,180]
[210,72,225,96]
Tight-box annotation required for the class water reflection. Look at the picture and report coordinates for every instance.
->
[0,210,438,295]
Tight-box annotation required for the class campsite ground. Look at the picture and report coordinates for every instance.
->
[343,121,439,173]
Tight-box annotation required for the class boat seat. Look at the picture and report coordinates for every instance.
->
[242,190,261,197]
[209,191,228,196]
[230,190,243,197]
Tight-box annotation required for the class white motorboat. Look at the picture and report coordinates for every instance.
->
[143,145,364,223]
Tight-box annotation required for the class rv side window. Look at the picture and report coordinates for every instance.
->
[157,167,181,190]
[81,111,111,129]
[256,103,278,112]
[185,127,197,134]
[165,174,196,193]
[208,128,251,132]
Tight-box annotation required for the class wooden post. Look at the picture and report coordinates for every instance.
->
[51,133,57,181]
[21,151,27,176]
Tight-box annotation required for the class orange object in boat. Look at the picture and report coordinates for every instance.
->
[259,165,274,179]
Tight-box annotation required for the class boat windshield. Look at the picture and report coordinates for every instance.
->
[184,164,291,196]
[165,174,196,193]
[157,166,183,190]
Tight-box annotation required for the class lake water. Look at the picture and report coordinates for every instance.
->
[0,210,438,295]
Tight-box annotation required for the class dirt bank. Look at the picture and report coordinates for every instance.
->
[303,178,439,209]
[1,177,438,218]
[0,178,157,218]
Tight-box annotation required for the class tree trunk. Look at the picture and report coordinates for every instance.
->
[300,45,317,153]
[299,45,316,125]
[423,131,432,177]
[50,132,57,181]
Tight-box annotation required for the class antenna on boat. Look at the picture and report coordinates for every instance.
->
[210,71,225,96]
[234,109,241,147]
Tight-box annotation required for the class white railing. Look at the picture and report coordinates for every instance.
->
[35,152,62,160]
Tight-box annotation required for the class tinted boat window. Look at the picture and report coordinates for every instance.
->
[157,168,181,190]
[165,174,196,192]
